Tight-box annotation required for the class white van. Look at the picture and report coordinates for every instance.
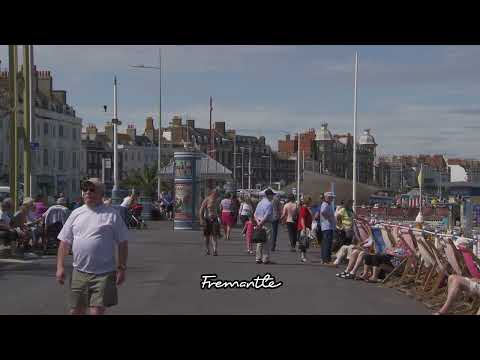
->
[0,186,10,201]
[0,186,24,202]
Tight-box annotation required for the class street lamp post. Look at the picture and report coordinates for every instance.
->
[240,147,246,190]
[248,146,252,190]
[130,48,163,202]
[262,153,272,187]
[352,52,359,211]
[111,76,121,204]
[233,134,237,192]
[297,132,301,206]
[8,45,19,212]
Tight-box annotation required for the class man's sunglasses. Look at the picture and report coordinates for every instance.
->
[81,185,96,193]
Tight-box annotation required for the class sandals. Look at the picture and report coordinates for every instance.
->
[340,272,355,279]
[336,271,347,277]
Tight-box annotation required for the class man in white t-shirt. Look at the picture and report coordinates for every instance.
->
[56,178,129,315]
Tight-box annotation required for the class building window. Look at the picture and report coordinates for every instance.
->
[72,128,77,140]
[138,152,141,161]
[59,125,64,137]
[52,125,56,137]
[58,151,63,170]
[72,152,77,169]
[131,152,134,161]
[43,149,48,167]
[44,123,49,136]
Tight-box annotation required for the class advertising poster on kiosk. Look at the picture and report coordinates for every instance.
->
[175,182,193,221]
[175,159,193,178]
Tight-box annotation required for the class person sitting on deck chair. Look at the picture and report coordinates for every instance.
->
[434,275,480,315]
[0,198,25,246]
[333,236,360,267]
[41,197,71,252]
[337,223,411,282]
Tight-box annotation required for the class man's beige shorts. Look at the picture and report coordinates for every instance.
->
[69,269,118,309]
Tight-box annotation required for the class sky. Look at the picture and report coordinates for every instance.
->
[1,45,479,158]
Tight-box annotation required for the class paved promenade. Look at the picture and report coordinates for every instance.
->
[0,221,429,315]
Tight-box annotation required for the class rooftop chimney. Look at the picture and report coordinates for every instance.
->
[127,124,137,141]
[145,116,154,130]
[104,122,113,141]
[87,124,98,141]
[171,116,182,127]
[214,121,225,135]
[37,69,53,99]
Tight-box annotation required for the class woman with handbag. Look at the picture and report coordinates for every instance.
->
[296,196,313,263]
[281,193,298,252]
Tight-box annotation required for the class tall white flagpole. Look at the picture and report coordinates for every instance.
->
[157,48,162,201]
[353,52,358,212]
[297,132,301,206]
[420,163,423,213]
[29,45,34,197]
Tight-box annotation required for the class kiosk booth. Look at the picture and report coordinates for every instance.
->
[160,150,232,231]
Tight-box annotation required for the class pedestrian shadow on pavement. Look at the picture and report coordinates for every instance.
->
[228,260,320,267]
[133,241,199,247]
[213,254,254,257]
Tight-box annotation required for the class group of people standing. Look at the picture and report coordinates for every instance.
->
[198,188,355,266]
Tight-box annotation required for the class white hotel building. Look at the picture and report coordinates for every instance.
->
[0,67,82,200]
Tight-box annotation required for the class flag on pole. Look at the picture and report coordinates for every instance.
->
[417,166,423,187]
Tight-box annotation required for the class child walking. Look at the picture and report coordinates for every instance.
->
[242,215,255,255]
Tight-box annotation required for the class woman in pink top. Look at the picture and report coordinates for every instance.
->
[220,193,235,241]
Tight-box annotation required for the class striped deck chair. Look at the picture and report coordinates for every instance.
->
[411,231,447,301]
[353,219,372,246]
[382,227,418,288]
[381,226,414,286]
[444,237,470,277]
[425,237,452,304]
[380,226,397,248]
[371,226,387,255]
[372,225,402,283]
[459,247,480,279]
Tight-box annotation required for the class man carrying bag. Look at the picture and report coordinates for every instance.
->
[253,189,275,264]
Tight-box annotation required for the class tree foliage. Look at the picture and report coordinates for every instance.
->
[121,165,158,197]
